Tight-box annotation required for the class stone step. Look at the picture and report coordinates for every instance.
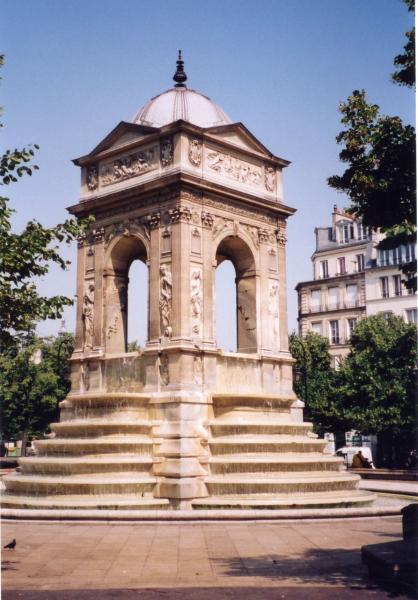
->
[50,420,152,438]
[209,436,327,455]
[18,456,154,476]
[62,392,151,407]
[192,490,375,510]
[211,393,294,418]
[0,494,169,511]
[209,455,344,474]
[34,436,154,456]
[209,421,313,437]
[204,473,359,495]
[2,473,157,496]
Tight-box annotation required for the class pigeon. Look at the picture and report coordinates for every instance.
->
[4,539,16,550]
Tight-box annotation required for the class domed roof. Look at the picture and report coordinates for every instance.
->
[132,87,232,129]
[132,51,232,129]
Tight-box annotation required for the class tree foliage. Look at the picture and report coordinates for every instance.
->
[289,332,340,433]
[0,56,92,350]
[392,0,415,88]
[328,2,416,290]
[334,315,417,465]
[0,334,74,441]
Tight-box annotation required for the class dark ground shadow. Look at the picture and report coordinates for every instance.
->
[1,587,416,600]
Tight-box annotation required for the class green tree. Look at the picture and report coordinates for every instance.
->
[392,0,415,88]
[0,55,92,349]
[328,1,416,290]
[335,315,417,467]
[289,332,340,434]
[0,334,74,447]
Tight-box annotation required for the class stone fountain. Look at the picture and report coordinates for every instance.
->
[2,56,376,518]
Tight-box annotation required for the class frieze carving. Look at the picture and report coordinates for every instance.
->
[180,190,202,203]
[201,212,214,229]
[264,166,276,192]
[159,265,172,337]
[160,138,173,167]
[100,147,157,186]
[188,139,202,166]
[104,219,150,247]
[82,282,95,349]
[203,197,277,225]
[87,166,98,191]
[206,150,262,186]
[169,205,192,224]
[190,268,203,336]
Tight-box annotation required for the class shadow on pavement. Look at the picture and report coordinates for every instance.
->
[1,587,415,600]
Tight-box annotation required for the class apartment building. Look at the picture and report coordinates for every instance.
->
[296,205,416,367]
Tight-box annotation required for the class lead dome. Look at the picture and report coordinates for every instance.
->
[132,51,232,129]
[132,87,232,129]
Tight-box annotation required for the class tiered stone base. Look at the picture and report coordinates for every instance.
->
[1,391,379,519]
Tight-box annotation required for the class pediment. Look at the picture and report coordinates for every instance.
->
[73,122,158,165]
[205,123,279,160]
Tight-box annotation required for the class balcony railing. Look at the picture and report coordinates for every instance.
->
[306,300,360,314]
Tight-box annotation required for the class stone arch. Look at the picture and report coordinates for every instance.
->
[104,234,149,353]
[214,234,258,353]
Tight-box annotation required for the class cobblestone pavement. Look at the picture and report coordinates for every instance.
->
[1,516,415,599]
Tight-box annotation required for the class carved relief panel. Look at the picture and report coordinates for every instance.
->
[190,268,203,337]
[100,145,158,187]
[159,265,173,337]
[268,280,280,349]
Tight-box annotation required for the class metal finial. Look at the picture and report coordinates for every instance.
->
[173,49,187,87]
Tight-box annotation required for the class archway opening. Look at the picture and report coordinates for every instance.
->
[215,235,257,353]
[127,259,148,350]
[215,260,237,352]
[106,236,148,353]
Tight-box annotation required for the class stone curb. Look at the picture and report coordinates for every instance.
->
[0,505,403,522]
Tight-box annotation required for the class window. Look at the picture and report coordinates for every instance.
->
[393,247,403,265]
[406,308,417,324]
[346,284,358,307]
[329,320,340,344]
[405,243,416,263]
[340,223,349,244]
[320,260,329,279]
[337,257,346,275]
[310,289,321,311]
[380,277,389,298]
[328,287,339,309]
[311,322,322,335]
[378,249,391,267]
[393,275,402,297]
[357,223,368,240]
[347,318,357,339]
[380,311,392,320]
[356,254,365,272]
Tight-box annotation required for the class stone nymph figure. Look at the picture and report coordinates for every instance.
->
[82,282,95,348]
[159,264,172,337]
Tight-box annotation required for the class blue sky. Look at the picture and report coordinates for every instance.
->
[2,0,415,347]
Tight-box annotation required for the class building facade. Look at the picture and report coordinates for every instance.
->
[296,205,416,367]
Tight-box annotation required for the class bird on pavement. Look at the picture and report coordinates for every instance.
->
[4,539,16,550]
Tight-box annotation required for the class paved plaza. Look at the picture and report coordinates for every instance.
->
[1,515,415,599]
